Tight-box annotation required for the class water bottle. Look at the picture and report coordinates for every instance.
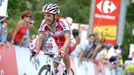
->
[54,68,59,73]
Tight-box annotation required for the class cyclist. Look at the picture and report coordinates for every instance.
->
[35,3,73,75]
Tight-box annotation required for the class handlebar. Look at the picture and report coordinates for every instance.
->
[30,51,65,67]
[44,52,55,57]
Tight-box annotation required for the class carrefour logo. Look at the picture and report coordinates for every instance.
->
[95,0,118,20]
[96,0,116,14]
[0,0,4,6]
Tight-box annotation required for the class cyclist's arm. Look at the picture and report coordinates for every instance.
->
[35,33,44,54]
[59,18,71,56]
[62,31,71,50]
[35,20,46,54]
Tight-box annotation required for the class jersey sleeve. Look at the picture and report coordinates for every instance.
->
[59,18,71,32]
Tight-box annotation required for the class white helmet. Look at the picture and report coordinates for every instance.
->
[66,17,73,25]
[42,3,60,14]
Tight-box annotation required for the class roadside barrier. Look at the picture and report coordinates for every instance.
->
[0,43,124,75]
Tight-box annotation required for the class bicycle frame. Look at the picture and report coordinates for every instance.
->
[44,52,66,75]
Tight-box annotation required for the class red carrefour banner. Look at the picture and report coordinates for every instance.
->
[93,0,120,45]
[0,44,18,75]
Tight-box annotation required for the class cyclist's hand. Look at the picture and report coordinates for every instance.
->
[60,47,66,58]
[30,50,37,60]
[31,50,37,57]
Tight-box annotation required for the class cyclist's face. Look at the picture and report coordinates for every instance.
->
[44,13,54,25]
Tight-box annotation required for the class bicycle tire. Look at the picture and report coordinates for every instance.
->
[38,65,53,75]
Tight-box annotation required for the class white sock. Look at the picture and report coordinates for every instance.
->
[66,69,72,74]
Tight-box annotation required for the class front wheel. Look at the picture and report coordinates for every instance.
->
[38,65,53,75]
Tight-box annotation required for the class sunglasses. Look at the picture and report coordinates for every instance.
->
[29,22,34,25]
[26,16,32,19]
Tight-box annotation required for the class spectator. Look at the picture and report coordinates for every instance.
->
[124,57,134,67]
[0,17,3,35]
[0,16,9,43]
[124,57,134,75]
[78,33,95,65]
[70,29,82,57]
[106,44,123,70]
[11,10,32,46]
[106,44,122,60]
[90,38,107,75]
[90,38,106,60]
[71,29,79,44]
[86,32,98,60]
[22,19,35,47]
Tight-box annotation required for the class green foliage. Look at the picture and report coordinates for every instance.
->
[126,3,134,22]
[122,3,134,60]
[122,22,134,60]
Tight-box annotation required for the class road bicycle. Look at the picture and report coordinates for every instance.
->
[30,51,74,75]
